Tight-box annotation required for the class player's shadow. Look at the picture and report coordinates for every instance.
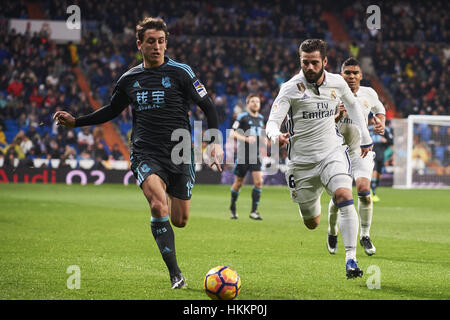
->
[186,287,205,294]
[374,255,449,269]
[374,284,449,300]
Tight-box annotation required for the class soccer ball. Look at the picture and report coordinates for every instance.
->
[203,266,241,300]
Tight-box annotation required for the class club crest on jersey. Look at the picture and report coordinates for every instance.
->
[193,80,207,98]
[296,82,306,93]
[291,189,297,199]
[330,90,337,99]
[162,76,171,88]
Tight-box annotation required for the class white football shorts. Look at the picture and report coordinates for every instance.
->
[348,149,375,181]
[285,145,353,204]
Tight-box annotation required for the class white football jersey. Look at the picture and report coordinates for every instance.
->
[266,70,372,164]
[337,86,385,153]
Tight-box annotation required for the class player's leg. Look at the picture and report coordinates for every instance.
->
[326,198,339,254]
[322,148,362,278]
[356,177,376,255]
[168,195,190,228]
[371,161,381,202]
[286,165,323,229]
[230,164,246,219]
[161,168,195,289]
[330,180,362,278]
[332,183,359,263]
[249,169,263,220]
[301,200,321,229]
[353,152,376,255]
[141,174,184,288]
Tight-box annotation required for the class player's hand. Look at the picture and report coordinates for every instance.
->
[53,111,75,128]
[278,133,290,147]
[360,144,373,158]
[246,136,257,144]
[338,102,347,115]
[335,102,346,121]
[208,143,224,172]
[373,116,385,135]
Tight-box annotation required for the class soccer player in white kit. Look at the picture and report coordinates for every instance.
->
[266,39,373,279]
[327,57,385,256]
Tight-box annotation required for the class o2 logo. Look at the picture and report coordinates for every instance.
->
[66,170,105,185]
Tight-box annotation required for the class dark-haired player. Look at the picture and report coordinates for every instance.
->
[327,57,386,257]
[369,114,393,203]
[229,94,265,221]
[266,39,373,278]
[53,17,223,289]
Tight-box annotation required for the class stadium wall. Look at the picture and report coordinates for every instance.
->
[0,168,221,185]
[0,167,393,187]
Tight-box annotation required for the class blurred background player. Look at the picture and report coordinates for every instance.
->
[369,114,394,202]
[53,17,223,289]
[229,94,265,220]
[266,39,373,279]
[327,57,385,257]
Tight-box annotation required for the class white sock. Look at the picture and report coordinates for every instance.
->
[328,199,339,236]
[338,200,359,262]
[358,194,373,238]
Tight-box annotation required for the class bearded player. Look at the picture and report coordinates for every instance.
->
[266,40,373,278]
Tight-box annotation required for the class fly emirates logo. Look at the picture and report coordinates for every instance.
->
[302,102,335,119]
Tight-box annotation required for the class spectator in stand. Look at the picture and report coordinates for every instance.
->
[443,146,450,168]
[1,0,447,172]
[43,88,57,109]
[7,75,24,97]
[0,124,7,150]
[29,87,44,107]
[412,142,431,166]
[45,71,59,87]
[63,144,77,160]
[77,127,94,152]
[16,113,28,127]
[93,137,108,161]
[4,136,25,160]
[46,138,61,159]
[3,147,18,169]
[411,154,426,175]
[17,130,33,155]
[65,129,77,146]
[110,143,124,160]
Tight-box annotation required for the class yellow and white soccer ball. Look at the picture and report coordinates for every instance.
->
[203,265,241,300]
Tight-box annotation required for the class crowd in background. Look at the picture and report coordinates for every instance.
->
[340,0,449,117]
[0,0,448,175]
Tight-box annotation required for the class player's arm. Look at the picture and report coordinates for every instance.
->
[370,88,386,135]
[384,127,393,145]
[53,86,129,127]
[266,84,291,145]
[229,119,256,144]
[339,82,373,157]
[373,113,385,135]
[334,101,346,123]
[197,96,219,130]
[229,130,251,143]
[186,72,223,171]
[196,96,224,172]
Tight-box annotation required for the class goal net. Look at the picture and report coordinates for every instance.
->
[392,115,450,188]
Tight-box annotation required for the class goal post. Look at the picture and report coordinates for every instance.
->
[392,115,450,189]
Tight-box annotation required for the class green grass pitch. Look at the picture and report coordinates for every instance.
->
[0,183,449,300]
